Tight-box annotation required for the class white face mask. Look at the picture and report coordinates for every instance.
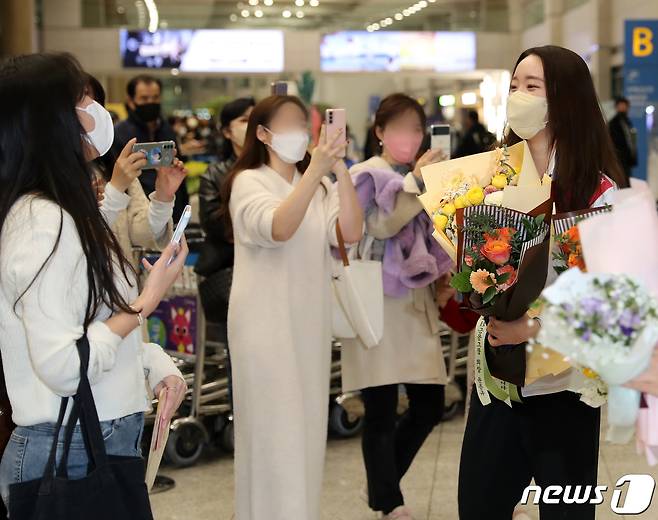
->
[264,127,309,164]
[506,91,548,140]
[77,100,114,156]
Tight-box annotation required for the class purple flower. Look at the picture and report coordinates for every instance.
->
[581,329,592,341]
[581,298,604,315]
[619,309,642,330]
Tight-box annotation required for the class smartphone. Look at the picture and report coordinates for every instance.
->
[167,204,192,266]
[132,141,176,169]
[431,125,451,159]
[325,108,347,158]
[271,81,288,96]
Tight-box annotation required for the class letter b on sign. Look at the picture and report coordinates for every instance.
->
[633,27,654,57]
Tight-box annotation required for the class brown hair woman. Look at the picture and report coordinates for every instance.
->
[221,95,363,520]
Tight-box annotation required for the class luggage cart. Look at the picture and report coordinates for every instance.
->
[136,244,234,468]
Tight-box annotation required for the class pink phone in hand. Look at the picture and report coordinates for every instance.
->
[325,108,347,158]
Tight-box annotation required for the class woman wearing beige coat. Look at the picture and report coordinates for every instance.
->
[341,94,449,520]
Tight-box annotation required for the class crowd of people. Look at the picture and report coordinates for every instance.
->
[0,43,657,520]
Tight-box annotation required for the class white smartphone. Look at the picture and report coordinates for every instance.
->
[431,124,451,159]
[325,108,347,158]
[167,204,192,266]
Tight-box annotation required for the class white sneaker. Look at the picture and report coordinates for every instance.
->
[382,505,413,519]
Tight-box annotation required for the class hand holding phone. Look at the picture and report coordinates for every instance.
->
[167,204,192,266]
[325,108,347,159]
[132,141,176,169]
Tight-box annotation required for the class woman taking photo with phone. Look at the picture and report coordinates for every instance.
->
[344,93,451,520]
[458,46,625,520]
[86,74,187,269]
[0,53,187,510]
[221,95,363,520]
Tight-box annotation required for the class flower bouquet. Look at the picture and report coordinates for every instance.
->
[534,181,658,453]
[420,141,553,389]
[536,269,658,443]
[552,207,611,275]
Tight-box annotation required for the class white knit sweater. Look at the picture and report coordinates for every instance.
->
[0,195,181,426]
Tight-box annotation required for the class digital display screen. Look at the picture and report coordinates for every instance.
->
[320,31,476,73]
[120,29,285,73]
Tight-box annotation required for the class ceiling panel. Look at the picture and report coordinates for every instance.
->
[82,0,509,31]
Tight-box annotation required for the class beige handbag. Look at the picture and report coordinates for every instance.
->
[331,224,384,349]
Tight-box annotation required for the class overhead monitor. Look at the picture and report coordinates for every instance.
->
[320,31,476,73]
[120,29,285,73]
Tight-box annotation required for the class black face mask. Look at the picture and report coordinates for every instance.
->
[133,102,161,123]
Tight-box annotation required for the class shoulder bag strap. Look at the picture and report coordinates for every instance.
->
[335,222,350,268]
[37,397,69,495]
[74,334,110,472]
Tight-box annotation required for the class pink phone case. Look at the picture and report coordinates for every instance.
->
[326,109,347,158]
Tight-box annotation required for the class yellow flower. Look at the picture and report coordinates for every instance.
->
[433,213,449,231]
[454,195,470,209]
[442,202,456,216]
[491,174,508,190]
[582,368,598,379]
[466,186,485,205]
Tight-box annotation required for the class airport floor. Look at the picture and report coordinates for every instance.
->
[150,409,658,520]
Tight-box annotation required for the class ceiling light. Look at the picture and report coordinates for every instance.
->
[230,13,238,21]
[439,94,456,107]
[419,0,428,7]
[144,0,159,33]
[248,0,258,5]
[394,13,403,20]
[403,9,410,16]
[264,0,273,4]
[309,0,319,6]
[372,23,380,30]
[282,9,291,17]
[462,92,478,105]
[254,9,263,17]
[295,0,304,6]
[296,10,304,18]
[385,17,393,24]
[241,9,250,17]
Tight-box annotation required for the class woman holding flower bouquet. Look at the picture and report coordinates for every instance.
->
[457,46,626,520]
[341,94,452,520]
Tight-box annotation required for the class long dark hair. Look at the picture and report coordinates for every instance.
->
[505,46,626,212]
[219,95,311,240]
[0,53,136,326]
[220,97,256,160]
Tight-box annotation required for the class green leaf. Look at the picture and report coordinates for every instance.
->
[451,269,473,292]
[482,285,498,304]
[534,214,546,225]
[497,272,511,285]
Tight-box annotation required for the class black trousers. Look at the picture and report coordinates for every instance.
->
[361,383,445,514]
[458,386,601,520]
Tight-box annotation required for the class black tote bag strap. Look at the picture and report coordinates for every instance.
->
[38,397,69,495]
[56,399,81,478]
[73,334,111,471]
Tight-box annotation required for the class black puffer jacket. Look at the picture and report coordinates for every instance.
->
[196,157,235,275]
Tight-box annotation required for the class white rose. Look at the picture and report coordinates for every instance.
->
[484,191,504,206]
